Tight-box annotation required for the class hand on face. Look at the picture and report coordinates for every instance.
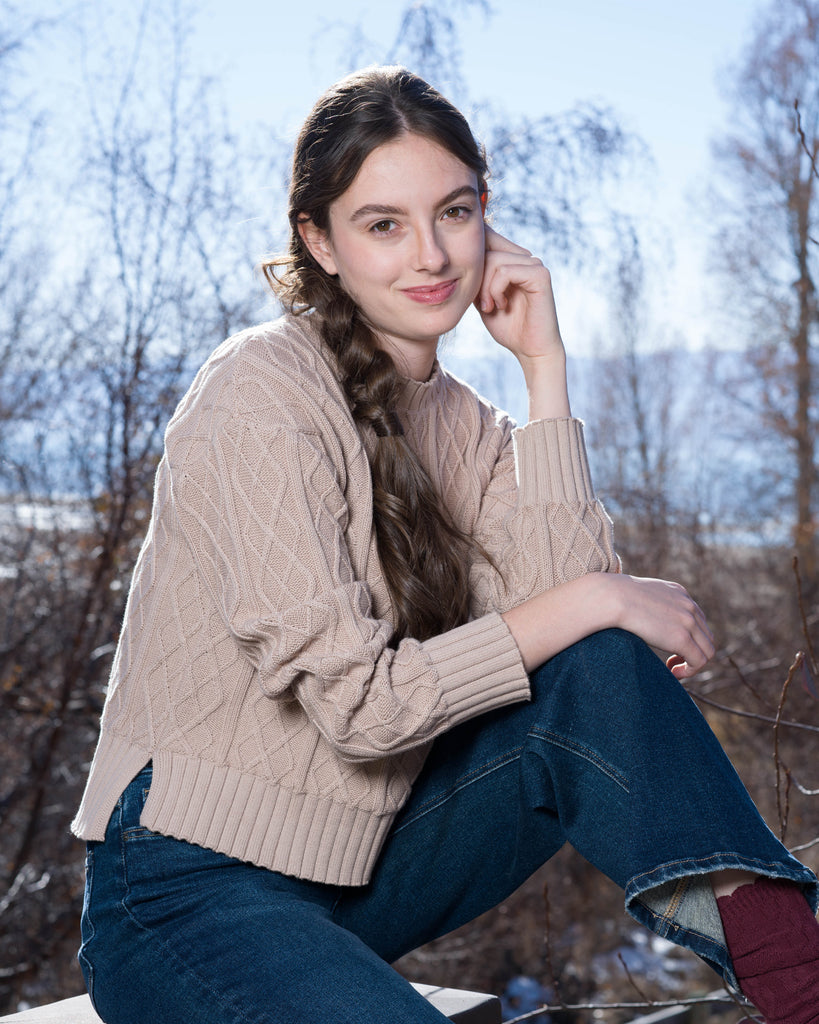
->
[474,225,566,367]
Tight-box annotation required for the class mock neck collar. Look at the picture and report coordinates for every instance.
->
[395,359,446,414]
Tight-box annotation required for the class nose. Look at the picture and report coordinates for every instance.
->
[413,225,448,273]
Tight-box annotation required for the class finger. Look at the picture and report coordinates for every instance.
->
[477,256,548,313]
[483,223,533,257]
[667,625,713,676]
[666,587,716,660]
[667,655,690,680]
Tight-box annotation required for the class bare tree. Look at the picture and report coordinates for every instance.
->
[0,3,54,443]
[322,0,639,269]
[583,225,677,574]
[710,0,819,585]
[0,1,271,1009]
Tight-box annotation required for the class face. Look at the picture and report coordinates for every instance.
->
[300,133,486,378]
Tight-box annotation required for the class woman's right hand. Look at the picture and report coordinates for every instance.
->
[502,571,715,678]
[603,573,715,679]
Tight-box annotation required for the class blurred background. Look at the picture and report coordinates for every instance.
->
[1,0,817,1019]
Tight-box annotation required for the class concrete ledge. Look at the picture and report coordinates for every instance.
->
[412,983,502,1023]
[0,998,95,1024]
[0,985,502,1023]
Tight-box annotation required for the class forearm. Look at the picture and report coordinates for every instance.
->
[501,573,613,672]
[501,571,715,678]
[518,349,572,422]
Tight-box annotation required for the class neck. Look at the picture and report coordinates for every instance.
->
[377,337,438,382]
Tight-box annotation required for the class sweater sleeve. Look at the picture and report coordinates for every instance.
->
[167,391,529,764]
[468,414,619,615]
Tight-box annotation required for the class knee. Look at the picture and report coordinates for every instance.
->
[543,626,657,672]
[529,628,670,708]
[580,627,657,668]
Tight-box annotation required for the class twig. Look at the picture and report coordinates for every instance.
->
[617,950,652,1004]
[794,101,819,243]
[728,655,768,705]
[686,690,819,733]
[774,653,801,841]
[504,992,745,1023]
[794,100,819,181]
[790,835,819,854]
[788,772,819,797]
[793,556,818,676]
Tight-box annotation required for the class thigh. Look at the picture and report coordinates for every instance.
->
[80,767,450,1024]
[333,669,567,962]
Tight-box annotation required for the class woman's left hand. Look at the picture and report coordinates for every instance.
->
[475,225,566,366]
[476,225,571,420]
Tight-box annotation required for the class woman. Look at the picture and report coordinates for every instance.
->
[73,66,819,1024]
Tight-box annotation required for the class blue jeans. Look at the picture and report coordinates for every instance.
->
[79,629,818,1024]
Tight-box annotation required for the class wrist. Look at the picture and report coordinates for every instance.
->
[520,351,571,420]
[581,571,622,633]
[595,572,628,632]
[517,347,566,382]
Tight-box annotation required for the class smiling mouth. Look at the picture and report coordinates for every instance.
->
[402,279,458,305]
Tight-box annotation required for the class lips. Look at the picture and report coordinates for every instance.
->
[402,279,458,305]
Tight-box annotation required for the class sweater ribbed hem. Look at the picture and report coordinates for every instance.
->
[143,752,394,885]
[512,418,595,505]
[72,735,395,886]
[422,612,530,727]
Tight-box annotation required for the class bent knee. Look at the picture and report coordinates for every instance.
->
[530,628,671,703]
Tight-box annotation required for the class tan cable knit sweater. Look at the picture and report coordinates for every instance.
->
[72,313,617,885]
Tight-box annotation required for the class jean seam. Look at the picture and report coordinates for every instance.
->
[122,826,163,841]
[391,747,524,833]
[118,897,261,1024]
[78,846,97,1007]
[528,725,630,793]
[117,800,260,1024]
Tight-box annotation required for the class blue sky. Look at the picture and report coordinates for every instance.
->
[189,0,759,209]
[193,0,756,194]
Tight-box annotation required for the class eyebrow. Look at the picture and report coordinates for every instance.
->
[348,184,480,223]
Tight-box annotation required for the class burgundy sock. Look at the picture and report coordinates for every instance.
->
[717,876,819,1024]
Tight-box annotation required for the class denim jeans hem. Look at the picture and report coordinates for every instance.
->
[625,852,819,990]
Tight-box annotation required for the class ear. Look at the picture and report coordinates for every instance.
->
[298,216,338,276]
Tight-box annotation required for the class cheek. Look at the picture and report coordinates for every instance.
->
[336,243,398,296]
[461,229,486,298]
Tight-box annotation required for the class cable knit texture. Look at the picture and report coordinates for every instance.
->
[72,313,618,885]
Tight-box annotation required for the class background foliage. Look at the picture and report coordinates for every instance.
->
[0,0,817,1019]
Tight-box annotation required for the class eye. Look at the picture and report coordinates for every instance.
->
[370,219,397,235]
[442,205,471,221]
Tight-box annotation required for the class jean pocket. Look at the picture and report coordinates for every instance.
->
[117,764,154,834]
[121,787,161,841]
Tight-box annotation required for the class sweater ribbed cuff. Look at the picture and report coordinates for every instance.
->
[512,417,595,505]
[422,612,530,728]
